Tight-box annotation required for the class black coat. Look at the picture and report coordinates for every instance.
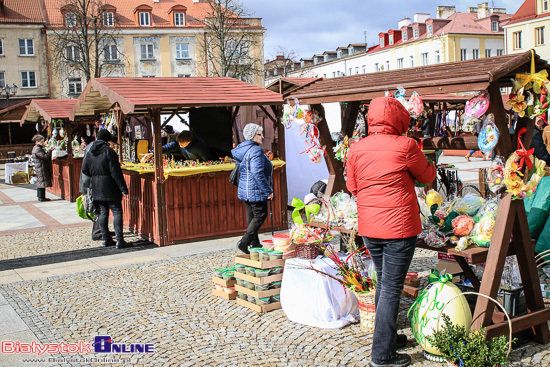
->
[81,141,128,202]
[32,144,52,188]
[532,128,550,165]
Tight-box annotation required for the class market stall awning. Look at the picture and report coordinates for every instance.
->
[286,51,550,104]
[266,77,321,97]
[71,77,285,119]
[20,99,79,125]
[0,100,33,123]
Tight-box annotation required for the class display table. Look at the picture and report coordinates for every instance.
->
[5,161,30,184]
[281,256,359,329]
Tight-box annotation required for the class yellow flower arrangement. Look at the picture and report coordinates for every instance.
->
[506,91,527,118]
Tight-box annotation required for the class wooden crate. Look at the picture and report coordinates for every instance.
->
[234,271,282,285]
[235,284,280,299]
[212,289,237,300]
[212,276,236,288]
[235,254,285,269]
[236,297,281,313]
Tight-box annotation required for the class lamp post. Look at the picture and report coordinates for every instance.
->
[2,83,18,106]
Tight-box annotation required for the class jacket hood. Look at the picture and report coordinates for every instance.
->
[89,140,109,156]
[231,140,258,161]
[368,97,410,136]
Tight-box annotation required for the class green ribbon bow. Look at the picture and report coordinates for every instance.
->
[291,197,320,224]
[428,268,453,284]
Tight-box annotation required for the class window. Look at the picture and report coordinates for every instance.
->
[536,27,545,46]
[421,52,429,66]
[0,39,3,55]
[472,49,480,59]
[409,55,414,67]
[349,68,352,75]
[389,35,394,45]
[337,50,342,58]
[19,39,34,56]
[427,24,433,37]
[491,21,498,32]
[435,50,440,63]
[460,49,467,61]
[349,48,354,55]
[68,77,82,94]
[374,63,379,72]
[139,12,150,26]
[362,65,366,73]
[103,12,114,27]
[485,49,492,57]
[21,71,36,88]
[355,66,359,75]
[0,72,5,88]
[66,13,76,27]
[497,49,504,56]
[386,61,390,71]
[176,43,189,59]
[413,28,419,39]
[402,30,407,42]
[513,31,522,50]
[174,13,185,26]
[332,71,336,77]
[141,44,154,59]
[323,74,326,78]
[273,69,277,76]
[104,44,118,61]
[397,58,404,69]
[66,45,80,61]
[380,37,385,47]
[544,0,549,12]
[177,74,190,77]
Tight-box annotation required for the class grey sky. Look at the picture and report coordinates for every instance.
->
[243,0,523,61]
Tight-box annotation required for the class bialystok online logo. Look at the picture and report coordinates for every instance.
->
[1,336,154,355]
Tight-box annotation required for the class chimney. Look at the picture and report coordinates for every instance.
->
[276,55,284,60]
[413,13,430,24]
[193,0,199,3]
[477,2,489,18]
[398,17,411,29]
[153,0,159,3]
[265,59,270,63]
[436,6,456,19]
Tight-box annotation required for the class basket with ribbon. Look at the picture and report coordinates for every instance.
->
[290,197,333,259]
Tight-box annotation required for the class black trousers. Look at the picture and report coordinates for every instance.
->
[36,188,46,200]
[240,201,268,249]
[95,200,124,241]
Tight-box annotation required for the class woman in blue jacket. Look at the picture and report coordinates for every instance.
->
[232,123,273,254]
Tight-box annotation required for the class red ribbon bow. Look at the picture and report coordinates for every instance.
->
[515,127,535,171]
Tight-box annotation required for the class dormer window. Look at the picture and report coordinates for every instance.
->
[491,21,498,32]
[349,47,354,55]
[174,13,185,26]
[389,35,394,45]
[66,13,76,27]
[139,12,150,26]
[103,12,114,27]
[427,24,433,37]
[380,37,385,47]
[402,30,407,42]
[134,5,153,27]
[168,5,187,27]
[413,28,419,39]
[337,50,342,58]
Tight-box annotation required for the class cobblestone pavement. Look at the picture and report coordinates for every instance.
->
[1,247,549,367]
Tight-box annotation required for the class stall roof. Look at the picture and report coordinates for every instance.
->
[0,99,32,123]
[266,77,321,97]
[286,51,549,104]
[20,99,79,125]
[71,77,285,119]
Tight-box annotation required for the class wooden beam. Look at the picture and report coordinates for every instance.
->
[150,108,167,246]
[341,101,360,137]
[231,106,241,146]
[161,111,178,128]
[485,308,550,340]
[258,105,278,126]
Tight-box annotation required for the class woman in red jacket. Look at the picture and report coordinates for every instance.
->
[347,97,435,367]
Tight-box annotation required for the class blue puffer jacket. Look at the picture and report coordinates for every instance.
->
[231,140,273,202]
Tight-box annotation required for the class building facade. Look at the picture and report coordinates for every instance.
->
[503,0,550,61]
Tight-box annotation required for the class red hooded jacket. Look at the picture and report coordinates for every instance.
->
[346,97,436,239]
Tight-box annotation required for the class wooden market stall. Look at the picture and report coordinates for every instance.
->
[20,99,95,202]
[0,100,36,162]
[69,77,288,247]
[283,50,550,343]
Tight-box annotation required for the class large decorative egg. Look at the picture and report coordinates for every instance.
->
[455,194,485,216]
[409,280,472,356]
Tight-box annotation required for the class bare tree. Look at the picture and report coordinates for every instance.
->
[51,0,125,91]
[272,46,298,77]
[199,0,264,83]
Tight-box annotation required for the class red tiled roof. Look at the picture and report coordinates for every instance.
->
[21,99,79,124]
[0,0,46,24]
[506,0,550,25]
[43,0,259,29]
[71,77,284,118]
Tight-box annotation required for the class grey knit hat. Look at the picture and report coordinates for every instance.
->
[243,123,261,141]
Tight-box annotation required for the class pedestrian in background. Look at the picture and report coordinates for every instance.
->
[232,123,273,254]
[81,129,130,249]
[346,97,436,367]
[31,134,52,202]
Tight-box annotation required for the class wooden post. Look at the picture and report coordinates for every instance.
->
[151,108,167,246]
[273,104,288,227]
[66,120,74,201]
[8,122,12,145]
[310,104,347,196]
[116,107,124,164]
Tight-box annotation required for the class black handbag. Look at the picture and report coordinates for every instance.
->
[229,162,240,186]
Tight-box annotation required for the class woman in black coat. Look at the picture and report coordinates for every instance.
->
[81,129,130,249]
[31,135,52,201]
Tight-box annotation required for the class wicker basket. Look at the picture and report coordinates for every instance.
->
[294,242,322,260]
[354,291,376,333]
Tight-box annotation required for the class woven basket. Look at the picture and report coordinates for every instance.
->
[354,291,376,333]
[294,242,322,260]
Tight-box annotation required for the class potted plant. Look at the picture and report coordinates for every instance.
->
[427,314,513,367]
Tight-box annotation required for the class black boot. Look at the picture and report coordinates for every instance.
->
[103,239,115,247]
[370,353,411,367]
[396,334,407,349]
[237,240,249,254]
[116,240,131,249]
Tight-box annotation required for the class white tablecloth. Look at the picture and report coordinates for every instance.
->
[281,255,360,329]
[5,162,29,184]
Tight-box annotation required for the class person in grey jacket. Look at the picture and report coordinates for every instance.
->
[31,135,52,202]
[231,123,273,254]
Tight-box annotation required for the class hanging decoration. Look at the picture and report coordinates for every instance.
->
[477,114,499,158]
[86,124,91,137]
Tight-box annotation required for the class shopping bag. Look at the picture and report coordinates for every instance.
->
[76,194,96,221]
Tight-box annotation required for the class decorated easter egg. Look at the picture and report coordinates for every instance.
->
[409,277,472,356]
[455,194,485,216]
[426,190,442,208]
[452,215,475,236]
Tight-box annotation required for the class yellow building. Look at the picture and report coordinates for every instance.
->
[43,0,265,99]
[503,0,550,61]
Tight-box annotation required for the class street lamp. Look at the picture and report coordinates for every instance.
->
[2,83,18,103]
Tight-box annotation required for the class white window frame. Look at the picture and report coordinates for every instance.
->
[461,49,468,61]
[0,39,3,56]
[348,68,352,75]
[374,63,379,72]
[355,66,359,75]
[409,55,414,67]
[435,50,440,64]
[0,72,5,88]
[141,44,154,59]
[536,27,545,46]
[497,49,504,56]
[176,43,189,59]
[177,74,190,78]
[513,31,522,50]
[427,24,433,37]
[139,12,151,26]
[402,30,407,42]
[421,52,429,66]
[20,71,36,88]
[362,65,366,73]
[68,77,82,94]
[66,13,76,27]
[413,28,419,39]
[349,48,354,55]
[104,44,118,61]
[472,49,480,59]
[19,39,34,56]
[103,12,114,27]
[389,34,394,45]
[337,50,342,58]
[544,0,549,12]
[66,45,80,62]
[385,61,390,71]
[491,21,498,32]
[485,49,492,57]
[380,37,385,47]
[397,58,404,69]
[174,12,185,26]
